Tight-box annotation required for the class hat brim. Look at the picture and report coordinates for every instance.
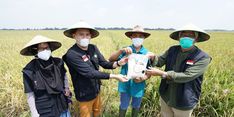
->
[20,41,61,56]
[170,30,210,42]
[64,28,99,39]
[125,31,151,39]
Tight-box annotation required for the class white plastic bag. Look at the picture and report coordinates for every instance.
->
[127,53,148,79]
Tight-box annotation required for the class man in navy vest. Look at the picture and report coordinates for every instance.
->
[146,24,211,117]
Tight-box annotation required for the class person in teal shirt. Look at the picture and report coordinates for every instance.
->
[109,25,151,117]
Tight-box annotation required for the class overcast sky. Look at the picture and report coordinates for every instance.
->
[0,0,233,30]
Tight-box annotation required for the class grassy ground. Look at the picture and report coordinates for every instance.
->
[0,30,233,117]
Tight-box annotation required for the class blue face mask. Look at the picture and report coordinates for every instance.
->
[179,37,195,49]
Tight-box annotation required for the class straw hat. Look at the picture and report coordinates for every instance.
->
[170,24,210,42]
[125,25,151,39]
[64,20,99,39]
[20,35,62,56]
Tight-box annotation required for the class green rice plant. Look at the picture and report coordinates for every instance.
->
[0,30,233,117]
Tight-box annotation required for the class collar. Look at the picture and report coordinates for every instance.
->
[180,45,198,54]
[130,45,148,54]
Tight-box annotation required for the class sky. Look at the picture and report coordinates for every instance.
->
[0,0,233,30]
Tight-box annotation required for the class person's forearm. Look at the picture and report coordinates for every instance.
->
[99,61,115,69]
[26,92,39,117]
[152,50,169,67]
[96,48,116,69]
[167,57,211,83]
[109,49,122,62]
[66,52,110,79]
[152,55,158,67]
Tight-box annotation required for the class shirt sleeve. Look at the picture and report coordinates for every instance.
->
[26,92,40,117]
[167,57,211,83]
[23,73,34,93]
[152,50,169,67]
[94,45,115,69]
[118,52,126,60]
[65,50,110,79]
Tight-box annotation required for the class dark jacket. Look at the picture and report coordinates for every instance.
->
[159,45,210,109]
[63,44,114,101]
[22,57,68,117]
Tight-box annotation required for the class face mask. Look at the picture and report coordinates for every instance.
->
[79,38,90,47]
[179,37,195,49]
[37,49,51,61]
[132,38,144,47]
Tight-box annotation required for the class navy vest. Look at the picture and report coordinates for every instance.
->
[159,45,209,109]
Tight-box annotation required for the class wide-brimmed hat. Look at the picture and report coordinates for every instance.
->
[170,24,210,42]
[64,20,99,39]
[125,25,151,39]
[20,35,62,56]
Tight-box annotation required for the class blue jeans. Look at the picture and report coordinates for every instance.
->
[60,110,71,117]
[120,92,142,110]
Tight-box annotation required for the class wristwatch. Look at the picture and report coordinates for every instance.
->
[116,61,121,66]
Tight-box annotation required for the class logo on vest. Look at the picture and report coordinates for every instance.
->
[186,60,194,65]
[82,55,89,62]
[34,81,37,86]
[94,54,97,58]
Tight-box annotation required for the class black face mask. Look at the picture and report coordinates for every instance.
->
[37,57,52,67]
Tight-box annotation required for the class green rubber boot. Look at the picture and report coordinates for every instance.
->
[131,108,139,117]
[119,108,127,117]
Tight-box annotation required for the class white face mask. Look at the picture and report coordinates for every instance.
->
[132,38,144,47]
[79,38,90,47]
[37,49,51,61]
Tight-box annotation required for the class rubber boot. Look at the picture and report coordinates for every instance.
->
[131,108,139,117]
[119,108,127,117]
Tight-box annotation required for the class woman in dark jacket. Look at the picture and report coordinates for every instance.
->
[20,35,71,117]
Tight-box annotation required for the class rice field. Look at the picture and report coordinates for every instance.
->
[0,30,233,117]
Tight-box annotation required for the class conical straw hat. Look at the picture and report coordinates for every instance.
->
[20,35,61,56]
[170,24,210,42]
[64,20,99,39]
